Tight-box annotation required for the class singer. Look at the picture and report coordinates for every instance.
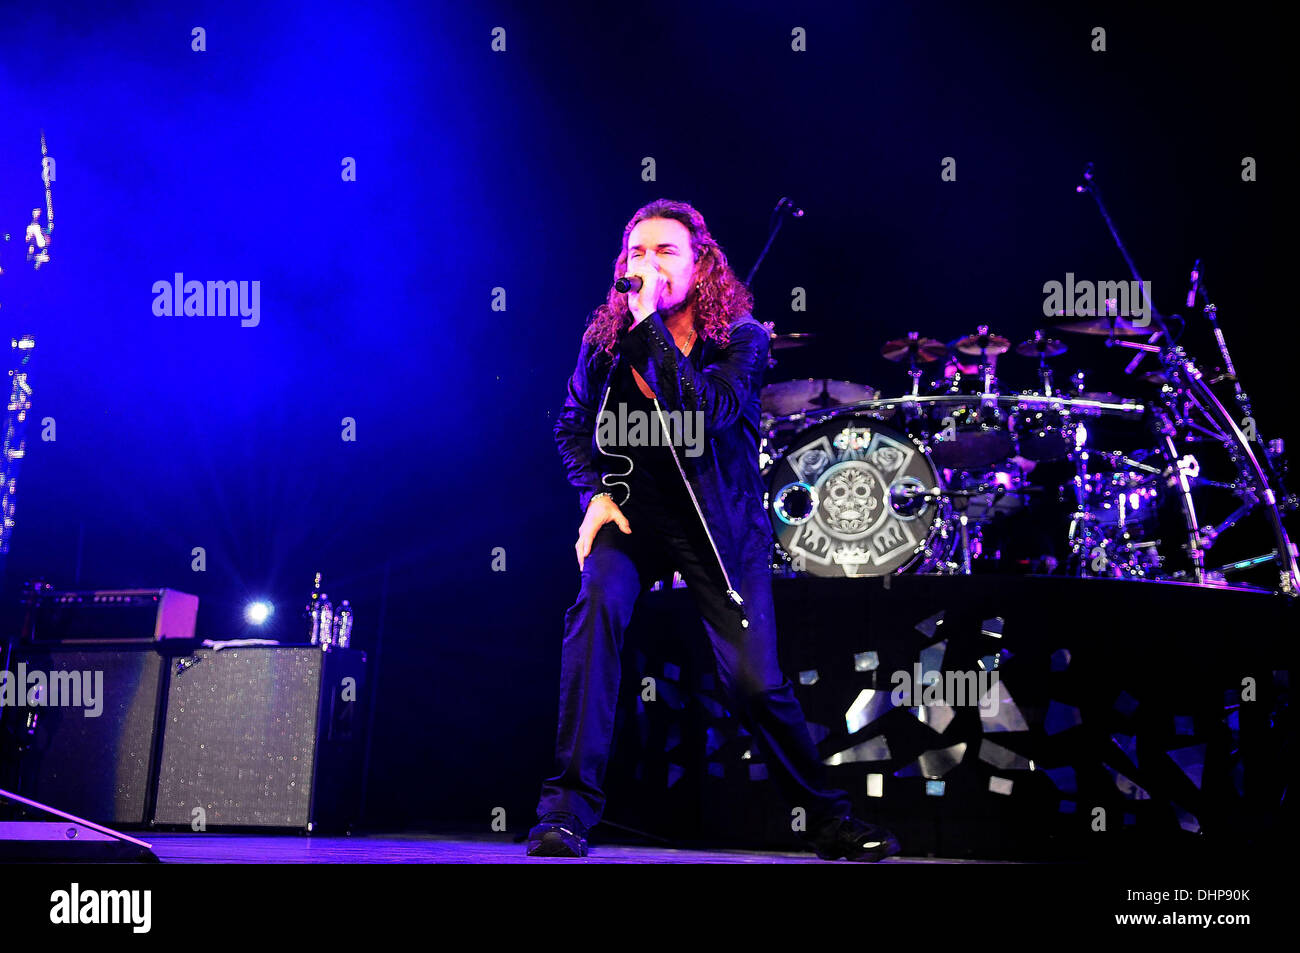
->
[527,199,901,861]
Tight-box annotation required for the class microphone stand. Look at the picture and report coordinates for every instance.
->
[1075,162,1172,347]
[1075,163,1197,580]
[744,198,803,287]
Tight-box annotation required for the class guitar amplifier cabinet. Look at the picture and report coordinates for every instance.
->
[22,588,199,643]
[0,644,169,826]
[151,646,366,831]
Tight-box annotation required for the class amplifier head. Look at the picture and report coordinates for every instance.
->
[22,588,199,643]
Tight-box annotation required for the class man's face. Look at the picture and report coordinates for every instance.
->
[626,217,697,315]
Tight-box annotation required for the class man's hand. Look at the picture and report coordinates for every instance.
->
[624,262,667,324]
[575,495,631,570]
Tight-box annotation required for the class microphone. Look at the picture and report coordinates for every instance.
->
[614,275,642,293]
[1186,259,1201,308]
[1075,161,1095,193]
[775,197,805,218]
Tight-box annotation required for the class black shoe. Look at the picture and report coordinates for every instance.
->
[810,815,901,862]
[526,813,589,857]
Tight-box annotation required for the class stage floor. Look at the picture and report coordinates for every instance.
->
[141,833,1015,864]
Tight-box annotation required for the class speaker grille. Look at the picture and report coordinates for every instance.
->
[154,648,324,828]
[5,647,164,825]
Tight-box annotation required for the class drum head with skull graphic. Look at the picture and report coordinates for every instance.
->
[767,418,940,577]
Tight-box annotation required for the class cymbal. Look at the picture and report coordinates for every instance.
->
[1015,332,1067,358]
[770,332,815,351]
[881,335,947,363]
[1139,370,1170,385]
[1052,315,1152,337]
[760,379,879,417]
[954,330,1011,356]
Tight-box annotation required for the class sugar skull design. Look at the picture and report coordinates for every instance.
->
[818,463,880,536]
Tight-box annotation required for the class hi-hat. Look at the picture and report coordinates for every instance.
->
[760,379,879,417]
[954,328,1011,356]
[1015,332,1067,358]
[881,333,947,363]
[770,332,815,350]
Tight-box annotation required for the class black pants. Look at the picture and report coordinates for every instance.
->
[536,495,852,834]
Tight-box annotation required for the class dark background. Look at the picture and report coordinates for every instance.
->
[0,0,1291,831]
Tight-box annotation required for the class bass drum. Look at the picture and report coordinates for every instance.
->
[767,416,946,577]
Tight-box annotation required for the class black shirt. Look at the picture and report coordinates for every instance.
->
[601,358,698,518]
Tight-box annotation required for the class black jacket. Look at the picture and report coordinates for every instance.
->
[554,310,773,610]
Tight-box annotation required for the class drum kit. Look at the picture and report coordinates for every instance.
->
[746,167,1297,595]
[759,315,1300,596]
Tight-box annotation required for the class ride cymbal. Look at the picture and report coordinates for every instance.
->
[1051,315,1152,337]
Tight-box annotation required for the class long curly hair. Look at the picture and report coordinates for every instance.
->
[584,199,754,355]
